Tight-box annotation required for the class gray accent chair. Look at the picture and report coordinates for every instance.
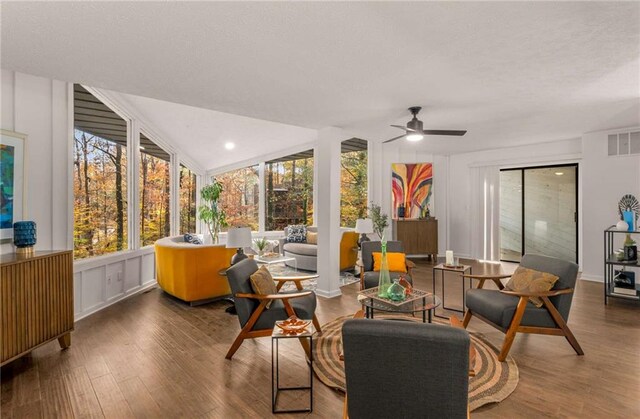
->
[358,241,414,290]
[224,259,319,360]
[342,319,470,419]
[463,254,584,361]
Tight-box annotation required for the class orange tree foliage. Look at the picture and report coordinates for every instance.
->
[341,150,368,227]
[139,152,170,246]
[217,166,259,231]
[179,165,197,234]
[73,130,128,259]
[266,157,313,231]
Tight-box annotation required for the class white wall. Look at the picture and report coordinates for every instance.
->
[581,127,640,281]
[374,142,449,256]
[2,69,158,320]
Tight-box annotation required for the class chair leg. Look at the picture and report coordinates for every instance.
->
[498,296,528,362]
[541,297,584,356]
[225,333,246,360]
[312,314,322,334]
[462,310,473,328]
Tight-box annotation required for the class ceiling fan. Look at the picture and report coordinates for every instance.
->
[384,106,467,143]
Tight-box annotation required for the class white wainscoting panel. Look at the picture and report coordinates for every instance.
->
[73,248,157,321]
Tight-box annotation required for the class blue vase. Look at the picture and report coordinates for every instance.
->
[13,221,37,248]
[623,211,635,231]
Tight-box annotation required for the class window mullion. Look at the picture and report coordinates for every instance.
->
[129,119,141,251]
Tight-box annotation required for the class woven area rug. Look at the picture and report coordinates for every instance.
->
[312,315,519,412]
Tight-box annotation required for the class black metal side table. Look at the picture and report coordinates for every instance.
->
[432,263,472,318]
[271,321,314,414]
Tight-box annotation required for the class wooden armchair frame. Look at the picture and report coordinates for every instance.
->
[357,259,415,291]
[461,274,584,362]
[225,290,318,360]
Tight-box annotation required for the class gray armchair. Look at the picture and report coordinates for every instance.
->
[358,241,414,290]
[463,254,584,362]
[342,319,470,419]
[224,259,318,360]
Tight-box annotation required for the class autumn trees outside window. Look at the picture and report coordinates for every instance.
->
[216,165,259,231]
[139,133,171,246]
[179,165,197,234]
[340,138,368,228]
[73,85,128,258]
[266,150,314,231]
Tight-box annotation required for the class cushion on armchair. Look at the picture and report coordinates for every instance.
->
[505,266,559,307]
[250,265,277,308]
[372,252,407,273]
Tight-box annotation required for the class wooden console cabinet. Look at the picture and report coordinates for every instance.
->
[392,219,438,259]
[1,250,74,366]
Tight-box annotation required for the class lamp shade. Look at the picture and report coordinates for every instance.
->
[226,227,252,248]
[355,218,374,234]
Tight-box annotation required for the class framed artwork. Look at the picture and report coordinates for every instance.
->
[1,130,27,243]
[391,163,433,219]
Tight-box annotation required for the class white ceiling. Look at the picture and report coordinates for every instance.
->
[2,1,639,162]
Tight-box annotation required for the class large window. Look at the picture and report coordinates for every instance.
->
[266,151,314,231]
[73,85,128,259]
[139,133,171,246]
[340,138,368,227]
[179,164,197,234]
[217,165,259,231]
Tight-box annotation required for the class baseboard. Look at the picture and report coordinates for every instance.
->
[315,288,343,299]
[579,275,603,283]
[74,281,158,322]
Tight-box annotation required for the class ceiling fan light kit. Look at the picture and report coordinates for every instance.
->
[384,106,468,144]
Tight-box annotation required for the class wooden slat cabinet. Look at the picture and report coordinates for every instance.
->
[1,250,74,366]
[392,219,438,259]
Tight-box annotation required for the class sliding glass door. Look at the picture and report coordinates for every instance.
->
[500,164,578,263]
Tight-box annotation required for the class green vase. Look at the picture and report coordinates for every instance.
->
[387,278,406,301]
[378,240,391,298]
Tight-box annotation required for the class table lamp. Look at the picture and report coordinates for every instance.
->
[226,227,252,265]
[355,218,374,248]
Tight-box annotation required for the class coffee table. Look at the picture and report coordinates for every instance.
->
[255,254,297,270]
[357,287,441,323]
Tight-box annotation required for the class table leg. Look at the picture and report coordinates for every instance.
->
[422,297,426,323]
[428,309,432,323]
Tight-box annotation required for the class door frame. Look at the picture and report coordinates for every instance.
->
[500,163,579,264]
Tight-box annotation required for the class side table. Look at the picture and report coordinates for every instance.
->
[272,322,314,414]
[432,263,472,318]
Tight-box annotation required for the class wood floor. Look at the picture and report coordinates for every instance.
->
[2,259,639,418]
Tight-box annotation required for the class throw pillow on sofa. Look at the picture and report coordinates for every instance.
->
[287,225,307,243]
[184,233,203,245]
[306,231,318,244]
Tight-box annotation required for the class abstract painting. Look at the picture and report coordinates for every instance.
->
[1,130,26,242]
[391,163,433,219]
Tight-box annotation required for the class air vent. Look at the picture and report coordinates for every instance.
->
[608,131,640,156]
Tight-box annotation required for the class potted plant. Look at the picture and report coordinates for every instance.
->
[198,178,227,244]
[368,202,389,239]
[254,237,268,255]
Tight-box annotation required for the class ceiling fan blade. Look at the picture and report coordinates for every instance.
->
[422,129,467,136]
[390,125,417,132]
[383,135,406,144]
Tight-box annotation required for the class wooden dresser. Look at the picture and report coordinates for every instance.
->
[392,219,438,259]
[1,250,74,366]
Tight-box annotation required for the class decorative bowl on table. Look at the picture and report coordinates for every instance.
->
[276,316,311,335]
[261,252,281,259]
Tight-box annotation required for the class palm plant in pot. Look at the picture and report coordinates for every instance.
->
[198,178,227,244]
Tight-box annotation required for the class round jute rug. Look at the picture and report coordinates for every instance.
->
[312,315,519,412]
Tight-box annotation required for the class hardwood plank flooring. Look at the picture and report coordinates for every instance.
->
[1,259,639,418]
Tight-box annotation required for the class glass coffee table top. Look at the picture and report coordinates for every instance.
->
[357,287,441,315]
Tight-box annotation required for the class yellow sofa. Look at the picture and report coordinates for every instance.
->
[155,236,237,304]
